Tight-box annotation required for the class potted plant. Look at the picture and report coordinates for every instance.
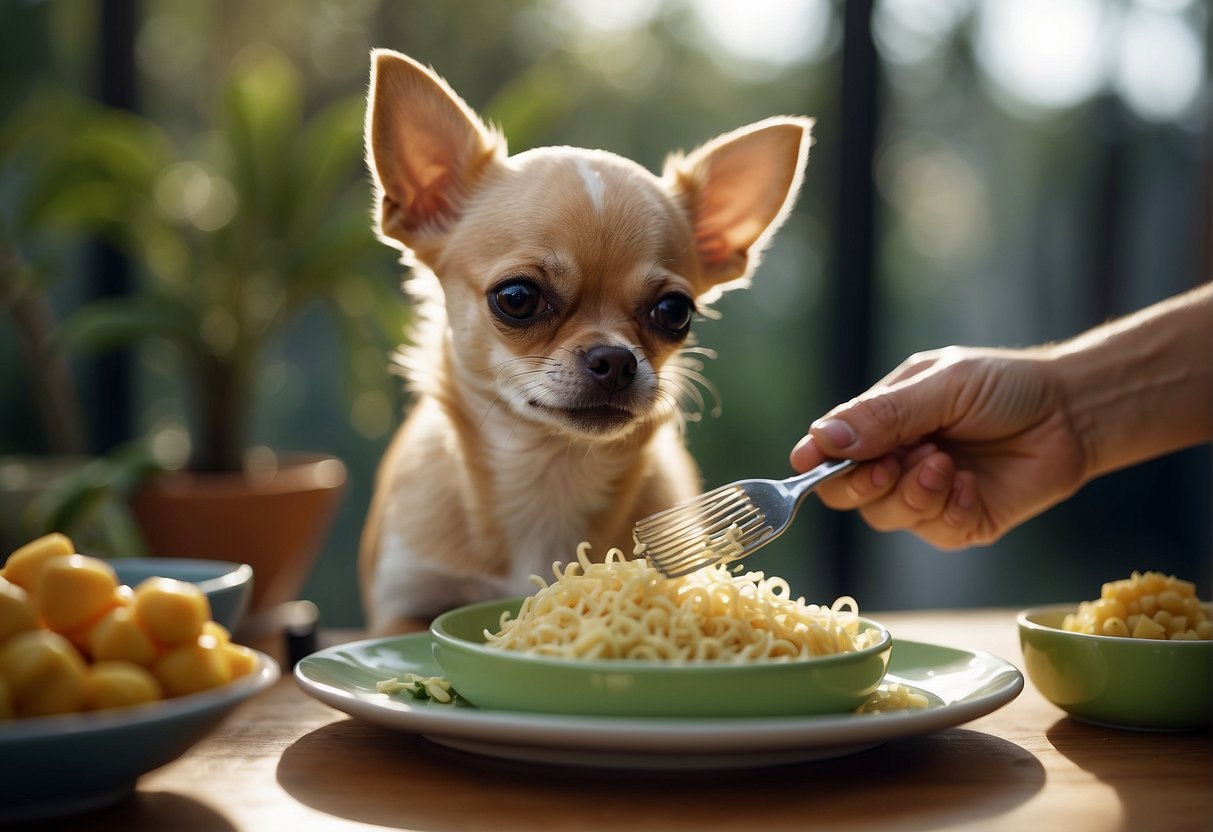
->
[53,47,405,616]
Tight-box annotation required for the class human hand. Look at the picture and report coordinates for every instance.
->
[789,346,1090,549]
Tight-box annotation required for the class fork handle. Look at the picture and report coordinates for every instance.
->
[784,458,857,502]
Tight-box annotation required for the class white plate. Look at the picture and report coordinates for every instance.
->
[295,634,1023,770]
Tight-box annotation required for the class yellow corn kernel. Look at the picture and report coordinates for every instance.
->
[153,636,231,697]
[86,661,163,710]
[1101,617,1130,637]
[3,533,74,592]
[1172,578,1196,597]
[134,577,211,647]
[0,629,88,717]
[1131,615,1167,640]
[1197,620,1213,639]
[88,605,160,666]
[36,555,121,634]
[1068,571,1209,639]
[1141,572,1168,594]
[0,577,37,644]
[1157,590,1185,615]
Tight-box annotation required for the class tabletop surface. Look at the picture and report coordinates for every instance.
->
[19,608,1212,832]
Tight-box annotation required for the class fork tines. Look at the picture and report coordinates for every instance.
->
[634,486,772,578]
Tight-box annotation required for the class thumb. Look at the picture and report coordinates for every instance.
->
[811,378,951,461]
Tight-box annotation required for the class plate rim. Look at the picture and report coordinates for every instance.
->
[294,633,1023,756]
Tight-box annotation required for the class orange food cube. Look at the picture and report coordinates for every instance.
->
[222,643,258,679]
[3,533,74,592]
[86,661,163,710]
[0,629,88,717]
[134,578,211,647]
[88,605,160,666]
[203,620,232,645]
[0,577,37,644]
[153,636,232,697]
[36,555,121,634]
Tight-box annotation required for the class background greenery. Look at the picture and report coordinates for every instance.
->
[1,0,1208,627]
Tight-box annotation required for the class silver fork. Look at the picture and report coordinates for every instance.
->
[633,458,856,578]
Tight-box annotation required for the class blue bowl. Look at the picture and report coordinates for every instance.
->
[0,650,278,823]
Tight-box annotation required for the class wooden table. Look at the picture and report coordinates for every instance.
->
[28,609,1212,832]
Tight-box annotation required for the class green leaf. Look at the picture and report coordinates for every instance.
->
[51,295,200,356]
[26,443,160,553]
[287,95,369,235]
[222,45,302,232]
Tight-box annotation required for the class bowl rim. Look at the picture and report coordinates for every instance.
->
[431,596,893,672]
[1017,602,1213,646]
[0,648,279,741]
[111,557,254,596]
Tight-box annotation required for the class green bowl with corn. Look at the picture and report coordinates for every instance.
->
[1018,593,1212,731]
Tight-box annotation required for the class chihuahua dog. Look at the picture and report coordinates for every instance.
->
[359,49,812,635]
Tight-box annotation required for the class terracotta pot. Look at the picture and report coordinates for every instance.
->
[127,453,347,616]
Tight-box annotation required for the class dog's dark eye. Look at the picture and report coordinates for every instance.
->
[650,293,694,337]
[490,280,549,322]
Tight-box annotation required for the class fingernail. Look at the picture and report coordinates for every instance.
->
[955,478,975,510]
[813,418,857,450]
[870,460,891,488]
[918,463,949,493]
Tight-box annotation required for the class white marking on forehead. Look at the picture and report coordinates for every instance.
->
[574,157,606,214]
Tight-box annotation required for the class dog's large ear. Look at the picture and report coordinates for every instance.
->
[665,117,812,299]
[366,49,505,254]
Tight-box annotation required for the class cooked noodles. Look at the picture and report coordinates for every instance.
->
[484,543,881,662]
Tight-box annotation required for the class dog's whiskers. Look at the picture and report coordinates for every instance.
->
[659,348,721,424]
[474,356,561,429]
[486,355,559,386]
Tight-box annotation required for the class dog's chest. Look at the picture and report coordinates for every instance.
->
[488,444,629,585]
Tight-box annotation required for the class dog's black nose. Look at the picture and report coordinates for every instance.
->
[583,345,638,393]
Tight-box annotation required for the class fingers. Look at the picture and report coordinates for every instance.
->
[792,433,901,508]
[814,453,900,509]
[789,433,826,472]
[857,446,953,530]
[941,473,980,531]
[812,444,986,548]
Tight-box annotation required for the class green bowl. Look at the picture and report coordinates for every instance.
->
[430,597,892,718]
[1018,604,1212,731]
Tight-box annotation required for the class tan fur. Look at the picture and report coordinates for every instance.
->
[360,50,812,635]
